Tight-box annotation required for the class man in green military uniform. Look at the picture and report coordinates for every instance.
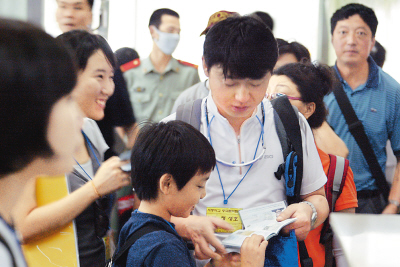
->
[123,8,200,123]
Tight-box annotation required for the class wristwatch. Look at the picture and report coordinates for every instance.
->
[388,200,400,213]
[302,201,317,228]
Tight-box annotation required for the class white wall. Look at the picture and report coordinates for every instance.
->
[108,0,320,81]
[0,0,28,20]
[43,0,399,82]
[44,0,320,81]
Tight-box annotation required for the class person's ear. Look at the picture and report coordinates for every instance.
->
[85,11,93,30]
[149,25,158,39]
[304,102,316,119]
[369,36,376,54]
[202,57,209,77]
[159,174,175,195]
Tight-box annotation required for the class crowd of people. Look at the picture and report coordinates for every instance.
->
[1,1,399,267]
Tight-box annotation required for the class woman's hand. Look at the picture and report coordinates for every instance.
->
[92,156,130,196]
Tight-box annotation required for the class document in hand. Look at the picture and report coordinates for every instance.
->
[222,201,297,253]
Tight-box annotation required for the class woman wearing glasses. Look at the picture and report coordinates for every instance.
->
[272,39,349,158]
[14,30,130,267]
[266,62,357,267]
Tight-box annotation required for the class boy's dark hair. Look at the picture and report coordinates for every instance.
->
[252,11,274,30]
[276,38,311,62]
[57,30,116,71]
[330,3,378,36]
[131,121,216,201]
[370,40,386,68]
[114,47,139,67]
[273,62,335,129]
[149,8,179,28]
[0,19,77,176]
[204,16,277,80]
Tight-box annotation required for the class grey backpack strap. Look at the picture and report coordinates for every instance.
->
[331,155,346,210]
[175,98,203,131]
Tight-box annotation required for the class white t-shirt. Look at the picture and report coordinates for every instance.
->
[164,96,326,237]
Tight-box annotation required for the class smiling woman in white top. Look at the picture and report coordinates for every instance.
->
[14,30,130,267]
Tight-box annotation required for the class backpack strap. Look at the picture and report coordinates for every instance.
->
[271,96,303,204]
[271,96,312,267]
[321,154,349,244]
[108,224,163,267]
[321,154,349,267]
[328,154,348,211]
[176,99,203,131]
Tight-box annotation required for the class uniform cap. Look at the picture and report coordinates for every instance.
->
[200,10,239,36]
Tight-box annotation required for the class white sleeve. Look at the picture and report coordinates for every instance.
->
[298,113,327,195]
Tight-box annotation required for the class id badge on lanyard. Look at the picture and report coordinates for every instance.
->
[206,207,243,233]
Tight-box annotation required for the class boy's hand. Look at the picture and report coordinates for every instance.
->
[241,235,268,267]
[172,215,233,260]
[210,235,268,267]
[209,253,241,267]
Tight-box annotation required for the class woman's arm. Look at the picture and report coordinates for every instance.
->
[14,157,129,244]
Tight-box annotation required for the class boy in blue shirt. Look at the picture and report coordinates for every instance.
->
[114,121,268,267]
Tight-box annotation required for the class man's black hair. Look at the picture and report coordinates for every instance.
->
[370,40,386,68]
[0,19,77,176]
[57,29,117,71]
[204,15,278,80]
[57,0,94,10]
[87,0,94,9]
[330,3,378,36]
[252,11,274,31]
[149,8,179,28]
[114,47,139,67]
[131,121,216,201]
[276,38,311,62]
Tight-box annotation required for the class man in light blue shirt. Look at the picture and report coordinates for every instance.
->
[325,3,400,214]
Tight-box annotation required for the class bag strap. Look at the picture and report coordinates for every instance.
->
[321,154,348,241]
[321,154,349,267]
[176,98,203,131]
[271,96,303,204]
[329,154,348,211]
[108,224,162,267]
[332,79,390,200]
[271,96,312,267]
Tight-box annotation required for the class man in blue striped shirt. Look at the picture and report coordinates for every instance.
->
[324,3,400,214]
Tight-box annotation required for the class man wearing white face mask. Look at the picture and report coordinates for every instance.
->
[123,8,200,123]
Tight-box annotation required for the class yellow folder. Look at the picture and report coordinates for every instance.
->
[22,175,79,267]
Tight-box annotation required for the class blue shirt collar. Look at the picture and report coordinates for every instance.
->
[334,56,379,89]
